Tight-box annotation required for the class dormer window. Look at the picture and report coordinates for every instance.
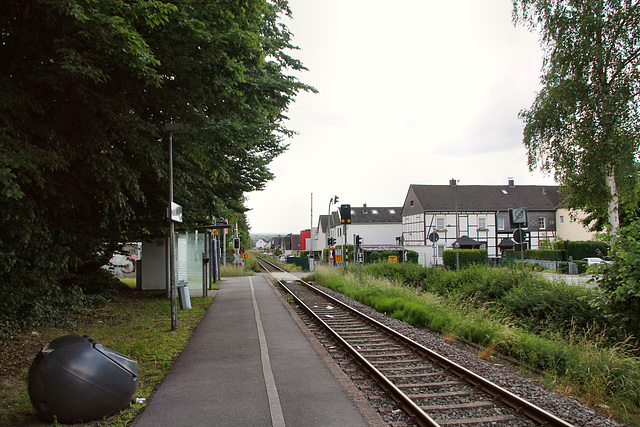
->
[389,209,396,214]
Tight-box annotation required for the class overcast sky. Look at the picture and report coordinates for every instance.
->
[245,0,556,235]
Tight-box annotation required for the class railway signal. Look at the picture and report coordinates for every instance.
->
[355,235,363,247]
[340,204,351,224]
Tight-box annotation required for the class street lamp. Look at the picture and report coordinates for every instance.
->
[166,123,184,331]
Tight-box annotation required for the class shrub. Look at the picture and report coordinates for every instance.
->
[406,251,419,263]
[442,249,488,269]
[593,219,640,339]
[500,279,602,335]
[565,240,609,260]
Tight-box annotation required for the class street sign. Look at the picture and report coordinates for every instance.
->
[357,251,364,263]
[428,232,439,243]
[170,202,183,222]
[509,207,528,228]
[513,228,528,244]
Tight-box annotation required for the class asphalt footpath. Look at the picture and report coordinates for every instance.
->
[132,273,384,427]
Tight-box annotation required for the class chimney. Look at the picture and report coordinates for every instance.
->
[449,178,457,186]
[508,177,515,187]
[363,203,368,214]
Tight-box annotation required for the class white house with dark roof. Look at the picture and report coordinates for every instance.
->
[401,179,564,266]
[343,204,403,250]
[317,204,402,255]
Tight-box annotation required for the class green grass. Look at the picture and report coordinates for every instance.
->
[310,266,640,425]
[0,279,212,426]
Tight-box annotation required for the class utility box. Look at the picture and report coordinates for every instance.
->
[28,335,139,424]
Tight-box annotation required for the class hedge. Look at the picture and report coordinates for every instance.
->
[442,249,488,269]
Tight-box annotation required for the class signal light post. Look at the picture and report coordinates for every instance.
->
[327,196,338,266]
[340,204,351,269]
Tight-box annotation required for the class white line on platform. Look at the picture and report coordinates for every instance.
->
[250,277,286,427]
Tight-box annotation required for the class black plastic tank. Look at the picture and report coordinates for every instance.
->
[28,334,139,424]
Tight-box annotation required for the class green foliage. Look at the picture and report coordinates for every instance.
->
[501,279,602,334]
[406,251,419,263]
[512,0,640,230]
[0,0,312,328]
[565,240,609,260]
[594,219,640,338]
[0,269,124,336]
[442,249,488,269]
[504,249,566,261]
[311,266,640,423]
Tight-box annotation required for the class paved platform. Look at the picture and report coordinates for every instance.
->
[133,273,382,427]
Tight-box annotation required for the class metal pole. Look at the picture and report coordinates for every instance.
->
[328,197,333,266]
[311,193,313,254]
[455,180,460,271]
[168,130,177,331]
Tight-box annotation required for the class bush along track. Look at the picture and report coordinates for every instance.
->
[308,265,640,425]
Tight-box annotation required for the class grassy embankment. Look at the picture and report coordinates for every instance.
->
[309,265,640,425]
[0,278,212,426]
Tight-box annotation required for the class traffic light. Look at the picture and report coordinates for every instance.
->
[327,237,336,247]
[334,195,339,204]
[233,238,240,250]
[340,204,351,224]
[355,235,363,247]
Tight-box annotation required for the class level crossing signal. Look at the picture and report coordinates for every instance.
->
[233,238,240,250]
[340,204,351,224]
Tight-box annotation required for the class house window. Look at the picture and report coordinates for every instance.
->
[410,200,414,207]
[497,218,504,230]
[437,245,445,257]
[371,209,379,214]
[560,215,565,224]
[539,217,546,229]
[389,209,396,214]
[478,217,486,230]
[436,217,445,230]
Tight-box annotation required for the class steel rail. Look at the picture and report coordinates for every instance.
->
[257,259,574,427]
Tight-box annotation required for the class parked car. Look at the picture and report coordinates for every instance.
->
[582,257,612,266]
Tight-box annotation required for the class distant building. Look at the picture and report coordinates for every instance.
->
[401,179,591,266]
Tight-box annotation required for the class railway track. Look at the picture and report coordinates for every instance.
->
[256,257,574,427]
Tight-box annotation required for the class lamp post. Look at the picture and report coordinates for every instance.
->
[166,123,184,331]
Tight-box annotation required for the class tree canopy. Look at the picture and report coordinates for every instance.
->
[512,0,640,231]
[0,0,313,330]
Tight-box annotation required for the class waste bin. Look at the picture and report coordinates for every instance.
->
[28,335,139,424]
[177,280,192,310]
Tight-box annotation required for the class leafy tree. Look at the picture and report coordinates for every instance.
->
[593,218,640,340]
[512,0,640,231]
[0,0,312,330]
